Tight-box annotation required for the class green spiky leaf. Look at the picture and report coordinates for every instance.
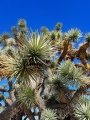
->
[52,74,67,92]
[12,26,18,36]
[85,33,90,43]
[74,96,90,120]
[58,60,83,87]
[55,22,62,31]
[40,109,57,120]
[63,28,82,42]
[18,19,26,27]
[17,84,35,108]
[2,32,10,40]
[41,26,49,34]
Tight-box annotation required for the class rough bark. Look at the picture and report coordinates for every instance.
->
[0,100,22,120]
[58,40,69,64]
[25,108,35,120]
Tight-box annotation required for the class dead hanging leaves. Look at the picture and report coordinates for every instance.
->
[0,55,14,80]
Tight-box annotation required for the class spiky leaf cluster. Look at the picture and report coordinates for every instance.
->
[50,31,62,42]
[55,22,62,31]
[2,32,10,40]
[12,26,18,36]
[51,74,67,92]
[41,26,49,34]
[26,32,53,64]
[63,28,82,42]
[18,19,27,33]
[85,33,90,43]
[17,85,35,108]
[11,57,36,82]
[58,60,83,87]
[40,109,57,120]
[74,96,90,120]
[0,55,36,81]
[18,19,26,27]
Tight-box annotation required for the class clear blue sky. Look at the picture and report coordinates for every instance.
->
[0,0,90,34]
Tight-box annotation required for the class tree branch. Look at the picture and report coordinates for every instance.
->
[0,100,22,120]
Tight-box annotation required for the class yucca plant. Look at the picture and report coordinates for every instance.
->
[1,19,90,120]
[0,55,36,82]
[51,74,67,92]
[40,109,57,120]
[17,84,35,108]
[2,32,10,40]
[74,96,90,120]
[26,32,53,64]
[50,31,62,41]
[58,60,83,87]
[12,26,18,36]
[41,26,49,35]
[63,28,82,42]
[55,22,62,31]
[85,33,90,43]
[18,19,26,28]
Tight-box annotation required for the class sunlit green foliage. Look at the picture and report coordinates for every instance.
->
[40,109,57,120]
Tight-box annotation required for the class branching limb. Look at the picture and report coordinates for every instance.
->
[58,40,69,64]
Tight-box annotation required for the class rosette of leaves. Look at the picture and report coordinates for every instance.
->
[55,22,62,31]
[50,31,56,41]
[58,60,83,87]
[26,32,53,65]
[18,19,27,33]
[10,57,37,82]
[18,19,26,27]
[0,55,36,82]
[63,28,82,42]
[74,96,90,120]
[2,32,10,40]
[12,26,18,36]
[17,84,35,108]
[41,26,49,35]
[40,109,57,120]
[50,31,62,41]
[85,33,90,43]
[1,32,10,46]
[51,74,67,92]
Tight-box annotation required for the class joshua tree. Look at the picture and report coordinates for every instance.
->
[0,19,90,120]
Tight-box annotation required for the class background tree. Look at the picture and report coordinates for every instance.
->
[0,19,90,120]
